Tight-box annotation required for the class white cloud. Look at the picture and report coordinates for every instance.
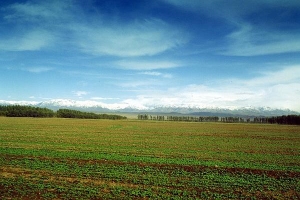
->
[162,0,300,56]
[24,66,54,73]
[73,91,89,98]
[119,81,156,88]
[163,74,173,79]
[118,65,300,111]
[2,64,300,111]
[120,85,256,109]
[4,0,72,21]
[223,23,300,56]
[141,71,162,76]
[139,71,172,78]
[244,66,300,86]
[0,29,54,51]
[72,19,188,57]
[1,1,70,52]
[116,60,180,70]
[2,1,188,57]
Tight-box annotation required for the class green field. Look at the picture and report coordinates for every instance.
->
[0,117,299,199]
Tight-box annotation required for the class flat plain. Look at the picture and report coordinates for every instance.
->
[0,117,299,199]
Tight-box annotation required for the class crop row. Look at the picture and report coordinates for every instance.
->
[1,147,299,172]
[1,155,299,199]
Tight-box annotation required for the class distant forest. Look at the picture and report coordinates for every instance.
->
[0,105,126,120]
[138,114,300,125]
[56,109,127,120]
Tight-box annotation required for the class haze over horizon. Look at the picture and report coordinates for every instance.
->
[1,0,300,112]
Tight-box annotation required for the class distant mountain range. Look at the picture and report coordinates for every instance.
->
[0,99,299,117]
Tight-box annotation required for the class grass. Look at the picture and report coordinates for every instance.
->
[0,117,299,199]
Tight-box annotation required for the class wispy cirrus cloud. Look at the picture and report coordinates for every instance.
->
[3,0,72,21]
[115,60,180,70]
[0,0,70,51]
[119,81,158,88]
[0,29,54,51]
[2,1,188,57]
[139,71,172,78]
[71,19,188,57]
[23,66,54,73]
[244,65,300,86]
[162,0,300,56]
[223,23,300,56]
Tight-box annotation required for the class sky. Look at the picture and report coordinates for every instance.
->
[1,0,300,111]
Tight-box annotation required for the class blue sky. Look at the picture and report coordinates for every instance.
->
[1,0,300,111]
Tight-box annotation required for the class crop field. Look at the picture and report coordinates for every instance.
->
[0,117,299,199]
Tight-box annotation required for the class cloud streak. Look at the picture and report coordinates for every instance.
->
[139,71,172,78]
[244,66,300,86]
[4,0,71,20]
[71,19,188,57]
[115,60,180,70]
[2,1,188,57]
[223,23,300,56]
[23,66,54,73]
[0,29,54,51]
[162,0,300,56]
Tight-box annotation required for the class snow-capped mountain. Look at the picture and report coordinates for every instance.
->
[0,99,148,112]
[0,99,299,117]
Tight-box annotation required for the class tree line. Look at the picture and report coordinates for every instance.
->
[138,114,219,122]
[138,114,300,125]
[0,105,126,120]
[0,105,54,118]
[56,109,127,120]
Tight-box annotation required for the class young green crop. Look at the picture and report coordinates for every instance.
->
[0,117,299,199]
